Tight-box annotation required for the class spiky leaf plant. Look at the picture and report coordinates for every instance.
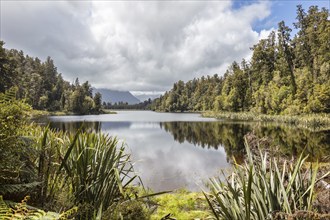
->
[58,130,139,218]
[204,141,330,220]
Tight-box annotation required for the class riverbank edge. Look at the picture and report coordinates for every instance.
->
[29,109,117,119]
[150,189,210,219]
[202,111,330,130]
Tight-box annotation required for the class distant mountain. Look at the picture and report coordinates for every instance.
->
[93,88,140,104]
[134,94,161,102]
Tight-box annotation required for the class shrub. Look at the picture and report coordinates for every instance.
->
[0,88,35,200]
[103,200,150,220]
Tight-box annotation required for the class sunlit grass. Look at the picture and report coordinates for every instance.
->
[151,189,210,220]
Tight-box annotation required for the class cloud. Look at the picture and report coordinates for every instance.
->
[1,0,272,92]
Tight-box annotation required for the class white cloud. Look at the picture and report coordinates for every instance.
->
[1,0,272,92]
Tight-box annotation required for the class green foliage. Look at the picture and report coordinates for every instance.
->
[204,143,330,219]
[0,41,17,93]
[104,200,150,220]
[0,87,30,143]
[0,99,146,217]
[0,61,151,218]
[0,42,102,114]
[152,5,330,115]
[24,126,149,218]
[61,130,138,215]
[0,88,35,196]
[93,92,102,113]
[0,195,77,219]
[150,190,210,220]
[203,111,330,131]
[0,182,42,198]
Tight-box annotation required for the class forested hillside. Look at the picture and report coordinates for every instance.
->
[0,42,102,114]
[152,6,330,114]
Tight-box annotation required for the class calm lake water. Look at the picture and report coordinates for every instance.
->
[46,111,330,191]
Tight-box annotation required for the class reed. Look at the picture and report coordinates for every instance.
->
[202,111,330,130]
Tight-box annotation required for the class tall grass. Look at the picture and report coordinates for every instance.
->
[203,111,330,131]
[203,141,330,220]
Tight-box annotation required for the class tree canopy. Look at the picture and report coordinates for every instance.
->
[0,44,102,114]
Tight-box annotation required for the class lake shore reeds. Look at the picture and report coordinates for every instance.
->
[202,111,330,131]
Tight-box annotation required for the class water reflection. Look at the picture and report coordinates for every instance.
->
[49,120,229,191]
[47,112,330,191]
[50,120,330,162]
[160,121,330,161]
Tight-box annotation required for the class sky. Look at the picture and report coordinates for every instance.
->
[1,0,329,95]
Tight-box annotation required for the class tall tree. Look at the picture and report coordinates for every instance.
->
[0,41,16,93]
[93,92,102,113]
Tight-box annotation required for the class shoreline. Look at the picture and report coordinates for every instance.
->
[29,109,117,119]
[202,111,330,131]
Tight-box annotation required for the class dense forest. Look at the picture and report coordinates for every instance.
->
[0,43,102,114]
[152,6,330,114]
[102,99,152,110]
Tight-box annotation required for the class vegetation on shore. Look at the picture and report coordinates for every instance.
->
[152,6,329,116]
[0,90,153,219]
[102,99,153,110]
[203,111,330,130]
[29,108,117,120]
[0,41,103,115]
[1,82,330,219]
[150,189,210,220]
[204,143,330,220]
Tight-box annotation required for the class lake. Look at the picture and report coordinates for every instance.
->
[46,111,330,191]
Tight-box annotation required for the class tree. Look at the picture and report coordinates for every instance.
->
[82,81,93,98]
[93,92,102,113]
[69,87,85,114]
[277,21,296,95]
[0,41,16,93]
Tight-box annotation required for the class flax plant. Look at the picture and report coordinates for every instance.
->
[203,141,329,220]
[59,130,138,215]
[23,126,142,218]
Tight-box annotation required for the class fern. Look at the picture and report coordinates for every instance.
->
[0,87,18,103]
[0,196,9,216]
[0,195,76,220]
[59,207,78,220]
[0,182,41,196]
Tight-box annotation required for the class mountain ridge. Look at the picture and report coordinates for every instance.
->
[93,88,141,104]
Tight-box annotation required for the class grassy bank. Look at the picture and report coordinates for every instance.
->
[29,109,116,119]
[29,109,69,118]
[150,189,210,220]
[202,111,330,130]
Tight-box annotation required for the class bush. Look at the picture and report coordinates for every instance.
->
[0,88,35,200]
[103,200,150,220]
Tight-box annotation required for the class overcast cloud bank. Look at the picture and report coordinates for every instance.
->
[1,1,273,93]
